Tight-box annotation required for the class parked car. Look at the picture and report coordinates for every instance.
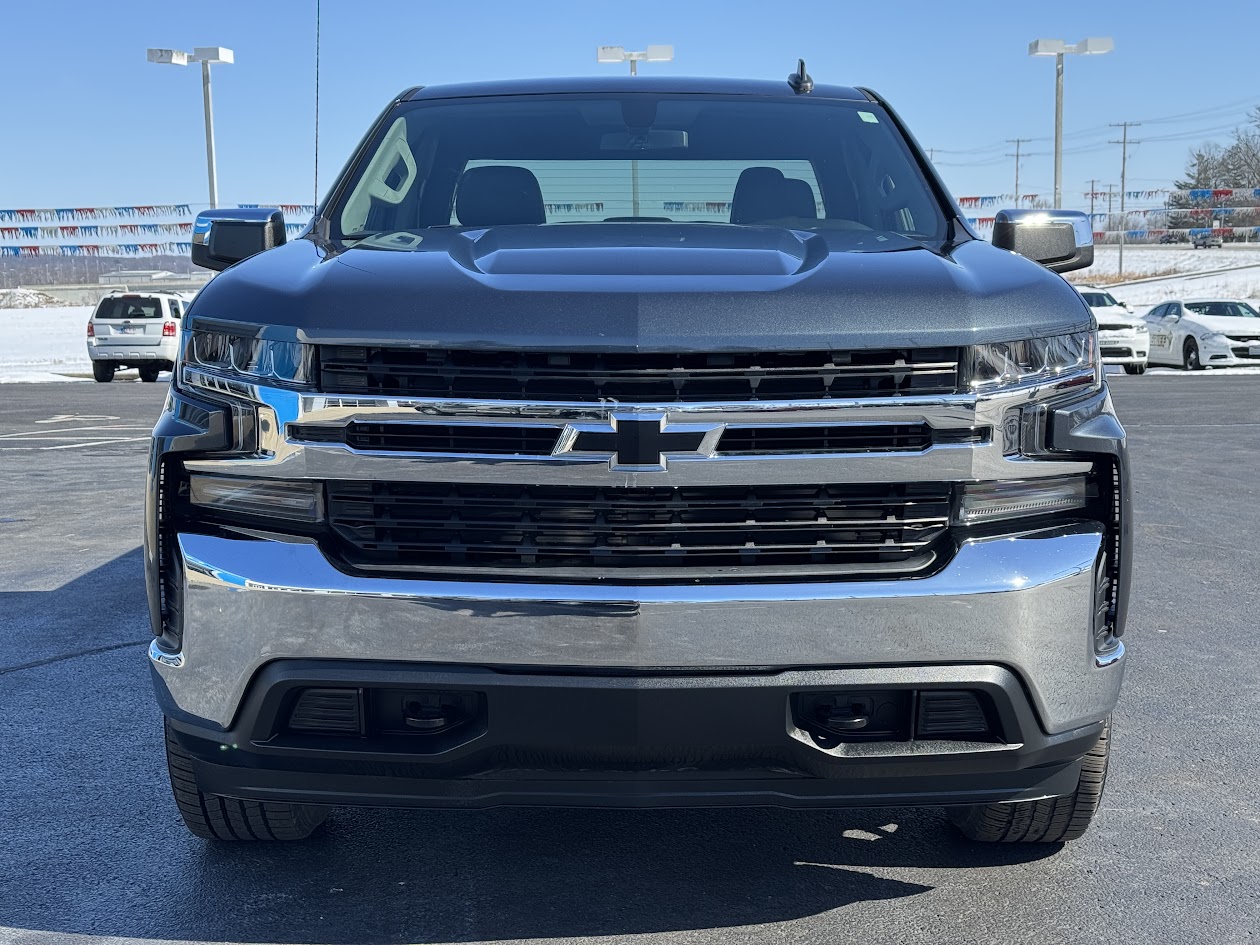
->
[1192,232,1223,249]
[1076,285,1149,374]
[148,70,1129,846]
[1145,298,1260,369]
[86,290,187,382]
[1157,233,1179,245]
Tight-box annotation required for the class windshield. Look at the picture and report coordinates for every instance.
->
[94,297,163,319]
[1080,291,1120,308]
[1186,301,1259,318]
[332,94,947,247]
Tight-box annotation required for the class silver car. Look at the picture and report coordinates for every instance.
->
[86,290,187,382]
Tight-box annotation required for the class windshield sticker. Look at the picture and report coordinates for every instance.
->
[858,111,880,124]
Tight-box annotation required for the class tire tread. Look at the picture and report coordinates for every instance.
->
[950,720,1110,844]
[163,722,328,841]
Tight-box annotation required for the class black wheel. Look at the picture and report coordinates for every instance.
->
[1183,339,1203,371]
[1123,364,1146,375]
[92,362,115,383]
[950,719,1110,844]
[139,364,162,383]
[164,721,329,841]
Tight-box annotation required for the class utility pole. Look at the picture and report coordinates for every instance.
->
[1109,122,1141,277]
[1006,139,1032,204]
[1087,178,1099,224]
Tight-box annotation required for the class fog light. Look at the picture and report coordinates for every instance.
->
[958,475,1088,525]
[188,474,324,522]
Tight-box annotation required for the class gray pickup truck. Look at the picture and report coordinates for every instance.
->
[147,68,1129,844]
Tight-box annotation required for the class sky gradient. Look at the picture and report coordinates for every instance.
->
[1,0,1257,214]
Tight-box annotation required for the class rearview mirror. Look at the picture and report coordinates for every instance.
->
[191,208,286,272]
[991,208,1093,274]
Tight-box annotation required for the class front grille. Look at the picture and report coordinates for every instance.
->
[326,481,954,581]
[1230,346,1260,359]
[1100,346,1133,358]
[291,421,985,457]
[316,347,961,402]
[718,423,932,454]
[293,422,560,455]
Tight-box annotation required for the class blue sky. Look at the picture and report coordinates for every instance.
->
[1,0,1257,213]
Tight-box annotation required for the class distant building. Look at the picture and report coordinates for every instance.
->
[98,269,184,285]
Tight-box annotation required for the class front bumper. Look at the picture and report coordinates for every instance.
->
[1098,329,1148,365]
[151,522,1123,735]
[163,660,1104,810]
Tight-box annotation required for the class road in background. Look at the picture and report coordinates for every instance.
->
[1,380,1257,945]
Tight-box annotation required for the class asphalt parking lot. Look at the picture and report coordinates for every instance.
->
[1,377,1258,945]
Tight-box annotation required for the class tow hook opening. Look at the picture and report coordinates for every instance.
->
[792,688,1000,744]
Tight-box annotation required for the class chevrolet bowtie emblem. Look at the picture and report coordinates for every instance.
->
[560,414,722,470]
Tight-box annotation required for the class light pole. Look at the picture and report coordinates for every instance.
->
[597,44,673,76]
[147,46,234,209]
[1028,37,1113,209]
[597,45,674,218]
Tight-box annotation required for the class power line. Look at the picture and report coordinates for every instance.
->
[1109,122,1142,275]
[1005,139,1032,204]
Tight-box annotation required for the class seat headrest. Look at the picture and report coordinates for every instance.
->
[456,165,545,227]
[781,178,818,220]
[730,167,786,225]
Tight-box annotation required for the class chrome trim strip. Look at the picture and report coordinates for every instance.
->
[184,445,1092,485]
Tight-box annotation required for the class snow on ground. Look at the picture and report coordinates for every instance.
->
[0,306,94,383]
[1080,245,1260,280]
[1108,271,1260,309]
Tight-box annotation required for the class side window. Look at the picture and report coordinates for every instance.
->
[167,299,182,319]
[1147,304,1165,319]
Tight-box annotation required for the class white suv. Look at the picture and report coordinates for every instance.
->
[1077,286,1149,375]
[86,290,188,382]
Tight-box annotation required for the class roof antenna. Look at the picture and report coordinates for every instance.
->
[787,58,813,94]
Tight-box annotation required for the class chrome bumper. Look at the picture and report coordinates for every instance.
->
[151,524,1123,734]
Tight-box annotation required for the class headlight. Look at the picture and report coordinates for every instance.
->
[1200,331,1228,345]
[965,329,1099,394]
[179,328,315,392]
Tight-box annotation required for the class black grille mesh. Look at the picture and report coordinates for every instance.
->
[326,480,953,580]
[316,347,961,402]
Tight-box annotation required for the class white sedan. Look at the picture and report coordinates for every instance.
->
[1144,299,1260,370]
[1076,285,1149,375]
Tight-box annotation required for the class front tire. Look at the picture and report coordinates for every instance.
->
[1183,339,1203,371]
[164,722,329,841]
[950,719,1110,844]
[1123,363,1146,375]
[92,362,115,383]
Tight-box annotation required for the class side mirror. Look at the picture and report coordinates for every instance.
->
[191,208,286,272]
[991,208,1093,274]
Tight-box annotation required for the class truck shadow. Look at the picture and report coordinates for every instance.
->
[0,547,1060,943]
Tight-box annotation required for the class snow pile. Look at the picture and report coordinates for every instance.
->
[0,287,64,309]
[0,306,94,383]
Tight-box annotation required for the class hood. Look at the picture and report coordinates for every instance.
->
[1187,315,1260,336]
[189,224,1093,351]
[1092,307,1144,329]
